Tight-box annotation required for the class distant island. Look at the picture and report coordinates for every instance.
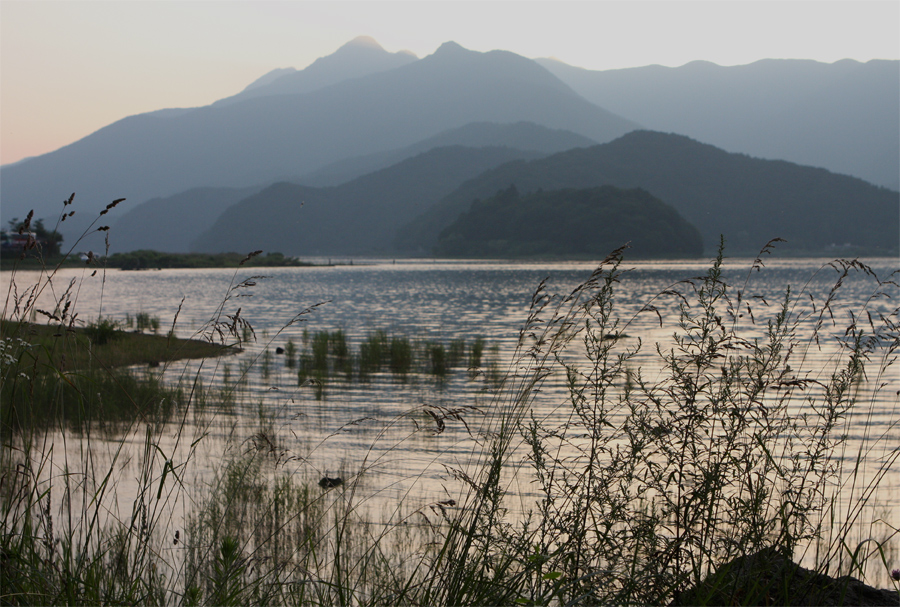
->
[434,185,704,258]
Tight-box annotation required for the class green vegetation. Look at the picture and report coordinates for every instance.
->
[1,319,236,430]
[294,329,488,398]
[1,319,234,372]
[3,216,64,258]
[104,250,310,270]
[2,237,898,605]
[396,131,900,256]
[1,250,310,271]
[435,184,703,258]
[126,311,161,333]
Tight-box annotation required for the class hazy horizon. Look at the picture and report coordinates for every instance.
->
[1,1,897,166]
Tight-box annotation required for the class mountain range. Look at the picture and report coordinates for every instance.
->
[536,57,900,191]
[396,131,898,256]
[1,36,897,258]
[0,37,635,247]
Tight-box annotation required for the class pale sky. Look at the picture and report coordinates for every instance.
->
[1,1,898,166]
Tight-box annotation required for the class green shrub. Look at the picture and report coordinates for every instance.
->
[135,311,160,333]
[83,317,120,345]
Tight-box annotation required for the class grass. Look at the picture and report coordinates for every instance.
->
[2,210,898,606]
[1,319,235,371]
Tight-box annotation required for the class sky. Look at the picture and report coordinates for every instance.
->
[1,1,898,166]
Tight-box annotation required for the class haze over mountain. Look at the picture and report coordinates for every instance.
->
[0,39,636,249]
[213,36,418,106]
[298,121,597,187]
[397,131,899,256]
[108,121,590,253]
[190,145,547,256]
[109,186,265,253]
[537,57,900,190]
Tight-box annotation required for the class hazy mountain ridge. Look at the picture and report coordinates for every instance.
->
[537,57,900,190]
[0,40,636,248]
[299,121,597,187]
[109,186,265,253]
[2,37,895,260]
[215,36,418,106]
[104,122,595,252]
[397,131,899,256]
[191,145,548,255]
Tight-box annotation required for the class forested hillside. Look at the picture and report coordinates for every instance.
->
[434,185,703,258]
[398,131,899,256]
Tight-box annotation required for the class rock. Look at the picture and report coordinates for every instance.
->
[318,476,343,489]
[672,547,897,606]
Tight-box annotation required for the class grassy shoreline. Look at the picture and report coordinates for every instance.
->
[0,319,238,370]
[0,250,312,271]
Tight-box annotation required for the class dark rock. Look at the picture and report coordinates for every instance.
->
[672,547,897,606]
[318,476,343,489]
[275,346,285,354]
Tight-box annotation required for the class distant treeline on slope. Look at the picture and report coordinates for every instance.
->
[435,185,703,259]
[104,250,307,270]
[397,131,900,256]
[190,145,546,256]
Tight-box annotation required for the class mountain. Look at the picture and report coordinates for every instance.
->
[191,145,548,255]
[109,186,264,253]
[434,185,703,258]
[298,121,598,187]
[396,131,899,256]
[106,122,588,253]
[536,58,900,190]
[213,36,418,106]
[0,40,636,249]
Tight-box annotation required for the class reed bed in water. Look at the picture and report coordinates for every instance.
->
[1,211,898,605]
[284,328,490,399]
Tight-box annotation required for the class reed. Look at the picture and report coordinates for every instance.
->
[293,329,484,397]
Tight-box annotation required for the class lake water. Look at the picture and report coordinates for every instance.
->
[3,256,898,583]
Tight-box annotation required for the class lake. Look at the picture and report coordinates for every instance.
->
[3,255,898,585]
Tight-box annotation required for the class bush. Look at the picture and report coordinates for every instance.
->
[83,317,120,345]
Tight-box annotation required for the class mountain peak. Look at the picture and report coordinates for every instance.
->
[433,41,470,56]
[340,35,384,51]
[215,35,417,107]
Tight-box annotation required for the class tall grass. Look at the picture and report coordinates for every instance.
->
[2,216,898,606]
[421,241,900,605]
